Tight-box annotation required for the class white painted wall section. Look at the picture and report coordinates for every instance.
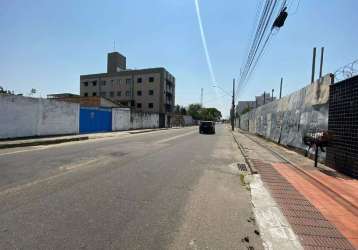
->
[112,108,130,131]
[37,99,79,136]
[130,112,159,129]
[0,96,79,139]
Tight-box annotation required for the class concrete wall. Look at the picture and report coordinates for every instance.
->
[112,108,131,131]
[130,111,159,129]
[183,115,194,126]
[237,75,332,157]
[0,96,79,139]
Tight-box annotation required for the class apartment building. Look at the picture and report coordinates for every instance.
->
[80,52,175,125]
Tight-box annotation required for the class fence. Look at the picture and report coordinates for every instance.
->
[326,75,358,178]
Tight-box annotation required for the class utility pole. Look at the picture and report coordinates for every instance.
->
[271,89,274,101]
[319,47,325,79]
[311,47,317,83]
[263,91,266,104]
[231,78,235,131]
[279,77,283,99]
[200,88,203,107]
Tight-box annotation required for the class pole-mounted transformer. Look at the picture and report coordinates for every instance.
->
[272,7,288,29]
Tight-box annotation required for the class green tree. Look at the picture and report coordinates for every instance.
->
[180,107,187,115]
[187,104,221,121]
[188,103,202,120]
[174,105,181,114]
[199,107,222,121]
[206,107,222,121]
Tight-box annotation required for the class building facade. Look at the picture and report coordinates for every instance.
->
[80,52,175,125]
[236,92,276,114]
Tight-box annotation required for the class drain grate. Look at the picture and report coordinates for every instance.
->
[238,163,248,172]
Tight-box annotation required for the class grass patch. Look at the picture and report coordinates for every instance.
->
[240,173,246,186]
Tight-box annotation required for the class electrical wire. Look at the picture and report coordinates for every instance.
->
[237,0,279,98]
[236,0,291,99]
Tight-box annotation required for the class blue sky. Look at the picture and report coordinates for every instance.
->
[1,0,358,116]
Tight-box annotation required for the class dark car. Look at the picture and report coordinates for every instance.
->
[199,121,215,134]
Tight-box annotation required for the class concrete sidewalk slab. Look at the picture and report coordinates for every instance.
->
[249,174,303,250]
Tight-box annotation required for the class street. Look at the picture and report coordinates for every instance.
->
[0,125,262,250]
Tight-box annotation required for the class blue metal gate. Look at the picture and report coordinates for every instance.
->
[80,107,112,134]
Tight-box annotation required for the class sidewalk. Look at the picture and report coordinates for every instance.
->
[0,128,172,149]
[233,129,358,249]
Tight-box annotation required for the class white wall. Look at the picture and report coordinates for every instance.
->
[141,113,159,129]
[0,96,79,139]
[130,112,159,129]
[112,108,130,131]
[37,99,79,136]
[183,115,194,126]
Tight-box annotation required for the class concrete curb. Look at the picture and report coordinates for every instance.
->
[128,128,168,134]
[0,136,89,149]
[248,174,304,250]
[231,132,258,174]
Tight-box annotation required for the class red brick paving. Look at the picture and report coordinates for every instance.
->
[251,159,356,249]
[272,163,358,249]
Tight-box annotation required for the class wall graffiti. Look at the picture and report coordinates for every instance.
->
[237,75,332,160]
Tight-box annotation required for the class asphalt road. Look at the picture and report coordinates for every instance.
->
[0,125,263,250]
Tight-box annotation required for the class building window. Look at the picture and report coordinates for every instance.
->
[84,93,88,97]
[137,103,142,108]
[117,91,121,96]
[148,103,154,108]
[83,82,89,87]
[110,91,114,97]
[92,92,97,96]
[100,92,106,97]
[92,81,97,86]
[137,77,142,83]
[125,91,131,96]
[137,90,142,96]
[101,80,106,86]
[149,90,154,95]
[126,79,131,85]
[149,77,154,83]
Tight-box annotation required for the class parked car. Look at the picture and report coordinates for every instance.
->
[199,121,215,134]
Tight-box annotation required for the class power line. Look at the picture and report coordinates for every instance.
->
[236,0,291,99]
[237,0,279,97]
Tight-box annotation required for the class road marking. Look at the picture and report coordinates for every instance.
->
[0,146,47,156]
[156,130,197,144]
